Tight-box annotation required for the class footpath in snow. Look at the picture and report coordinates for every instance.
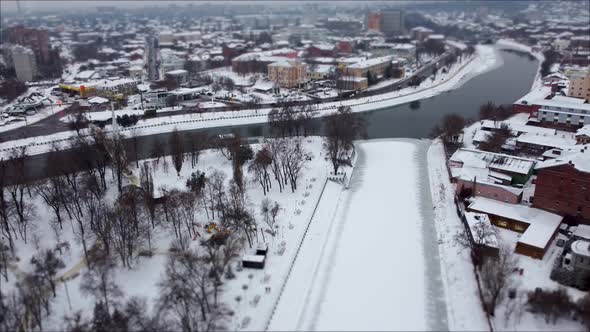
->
[269,139,450,331]
[427,139,489,331]
[266,180,345,331]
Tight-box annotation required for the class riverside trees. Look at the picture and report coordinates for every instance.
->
[323,106,366,174]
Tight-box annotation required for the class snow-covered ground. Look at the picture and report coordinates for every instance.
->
[0,45,501,158]
[1,136,337,330]
[428,139,490,330]
[269,139,449,331]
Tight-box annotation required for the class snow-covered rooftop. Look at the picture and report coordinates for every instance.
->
[468,197,562,249]
[88,96,109,104]
[535,96,590,111]
[450,148,536,175]
[514,86,552,105]
[536,144,590,173]
[574,224,590,240]
[516,131,576,150]
[571,240,590,258]
[465,212,498,248]
[165,69,188,75]
[347,55,393,69]
[576,124,590,137]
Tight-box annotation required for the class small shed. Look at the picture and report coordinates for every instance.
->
[255,243,269,257]
[242,254,265,269]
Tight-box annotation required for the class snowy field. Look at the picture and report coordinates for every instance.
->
[1,136,339,331]
[0,45,501,157]
[269,139,448,331]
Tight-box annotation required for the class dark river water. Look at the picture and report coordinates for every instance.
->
[20,48,538,183]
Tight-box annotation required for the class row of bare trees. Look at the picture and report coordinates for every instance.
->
[268,104,316,138]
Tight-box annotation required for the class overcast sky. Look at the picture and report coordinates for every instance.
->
[1,0,410,15]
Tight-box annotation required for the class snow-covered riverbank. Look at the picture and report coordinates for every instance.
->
[496,38,545,90]
[0,45,502,158]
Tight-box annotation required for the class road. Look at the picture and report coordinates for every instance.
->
[0,51,452,143]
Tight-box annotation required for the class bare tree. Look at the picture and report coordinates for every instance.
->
[225,181,256,248]
[189,132,207,169]
[266,139,285,193]
[18,273,51,331]
[0,288,25,332]
[0,159,13,254]
[88,127,111,190]
[151,138,165,164]
[279,139,308,192]
[261,198,280,237]
[527,287,575,324]
[34,179,66,229]
[156,250,229,331]
[205,170,227,221]
[106,134,129,194]
[170,127,185,176]
[248,148,272,195]
[270,202,281,229]
[478,123,513,153]
[112,190,145,268]
[323,106,366,174]
[140,163,156,227]
[30,249,65,297]
[130,128,141,168]
[454,218,499,265]
[479,246,518,316]
[178,191,198,240]
[80,252,123,314]
[7,147,34,243]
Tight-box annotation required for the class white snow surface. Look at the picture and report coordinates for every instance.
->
[269,139,445,331]
[427,139,490,331]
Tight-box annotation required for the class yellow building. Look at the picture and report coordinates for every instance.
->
[267,60,307,88]
[343,55,393,78]
[567,68,590,101]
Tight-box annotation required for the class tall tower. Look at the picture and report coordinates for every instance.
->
[381,9,405,36]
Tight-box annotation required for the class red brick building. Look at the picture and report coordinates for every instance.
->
[7,25,50,63]
[307,44,336,58]
[337,41,353,54]
[512,86,552,116]
[366,12,382,31]
[534,150,590,224]
[456,179,523,204]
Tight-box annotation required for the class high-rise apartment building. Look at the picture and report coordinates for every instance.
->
[11,45,37,82]
[568,69,590,101]
[381,9,405,36]
[303,3,319,25]
[7,25,50,63]
[145,36,160,81]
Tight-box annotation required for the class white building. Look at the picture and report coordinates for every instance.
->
[535,95,590,126]
[11,45,37,82]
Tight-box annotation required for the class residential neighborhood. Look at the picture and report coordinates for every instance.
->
[1,1,590,332]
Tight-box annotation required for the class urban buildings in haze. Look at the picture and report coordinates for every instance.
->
[10,45,37,82]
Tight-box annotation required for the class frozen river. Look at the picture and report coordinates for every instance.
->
[268,139,448,331]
